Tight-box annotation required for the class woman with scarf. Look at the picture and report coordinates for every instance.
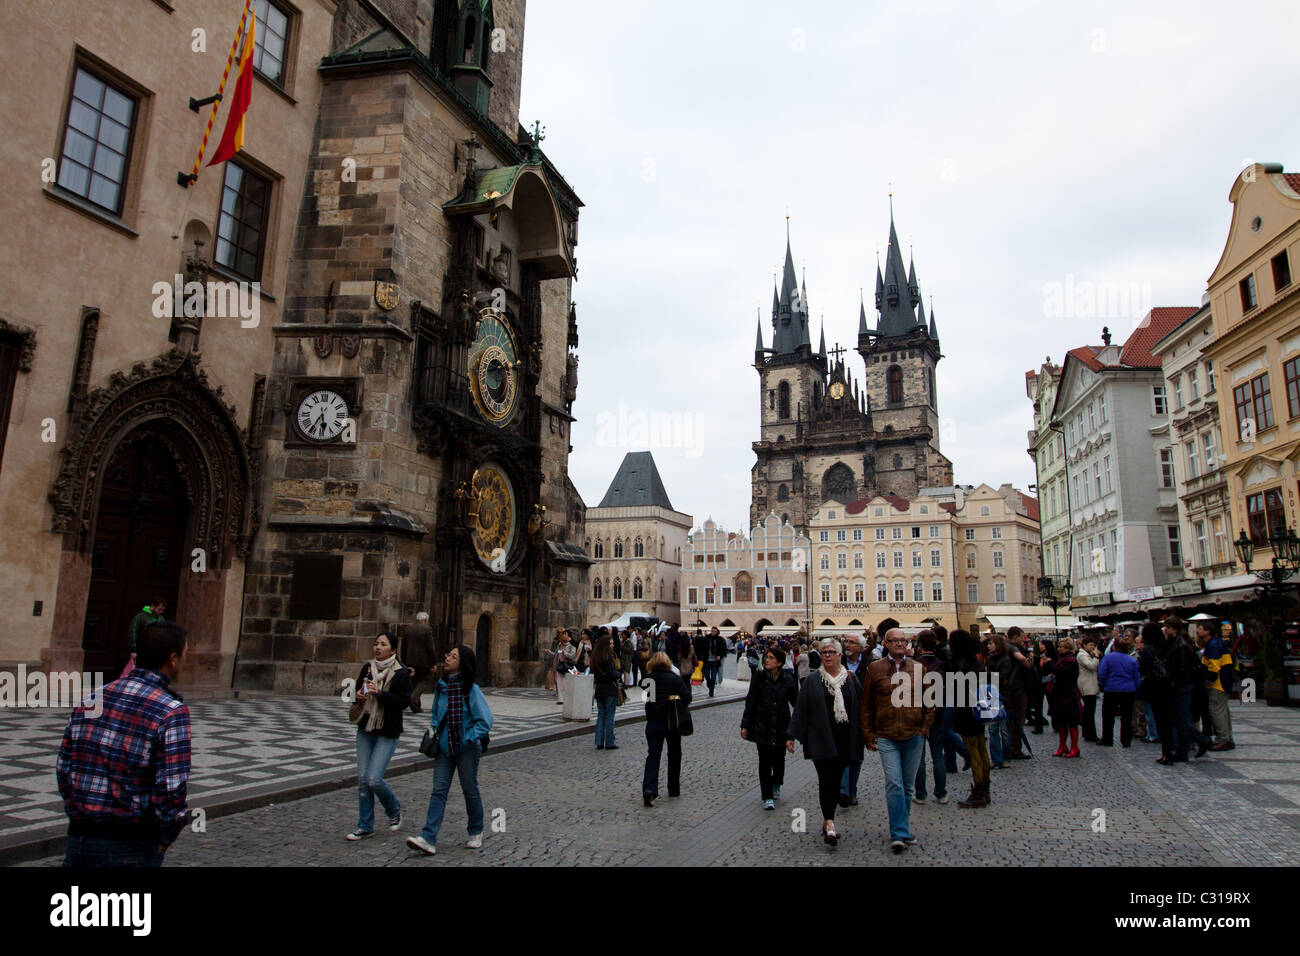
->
[740,645,798,809]
[1046,636,1081,757]
[786,638,863,847]
[406,645,494,856]
[347,632,411,840]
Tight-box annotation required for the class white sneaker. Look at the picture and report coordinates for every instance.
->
[346,830,372,841]
[406,835,436,855]
[388,813,402,831]
[913,795,927,804]
[466,833,483,849]
[937,795,949,804]
[763,799,775,810]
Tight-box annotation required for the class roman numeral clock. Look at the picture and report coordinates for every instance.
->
[284,379,358,447]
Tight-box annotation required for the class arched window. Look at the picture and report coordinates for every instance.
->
[778,381,791,420]
[672,581,678,601]
[887,365,903,404]
[613,578,623,599]
[778,484,789,502]
[634,537,644,557]
[822,462,855,504]
[584,538,590,554]
[594,539,604,558]
[593,578,602,599]
[614,538,623,557]
[660,536,665,557]
[660,580,665,599]
[633,578,643,599]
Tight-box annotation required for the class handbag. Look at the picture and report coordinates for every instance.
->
[972,682,1006,724]
[665,693,694,736]
[348,699,366,724]
[615,681,628,707]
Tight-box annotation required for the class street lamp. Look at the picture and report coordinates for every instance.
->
[1037,574,1072,640]
[1233,524,1300,701]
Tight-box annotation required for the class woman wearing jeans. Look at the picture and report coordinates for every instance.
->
[740,646,797,809]
[592,630,620,749]
[406,646,493,856]
[348,633,411,840]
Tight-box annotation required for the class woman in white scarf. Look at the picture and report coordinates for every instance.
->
[785,638,864,848]
[347,633,411,841]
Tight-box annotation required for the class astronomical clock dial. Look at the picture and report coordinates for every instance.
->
[471,462,517,572]
[296,389,350,442]
[829,381,846,400]
[468,309,520,425]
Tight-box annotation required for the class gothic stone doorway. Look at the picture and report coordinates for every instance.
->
[82,436,189,674]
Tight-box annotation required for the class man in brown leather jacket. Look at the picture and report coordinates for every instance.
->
[861,628,935,853]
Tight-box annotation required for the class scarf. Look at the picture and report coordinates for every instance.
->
[820,665,849,723]
[361,654,401,733]
[445,673,465,746]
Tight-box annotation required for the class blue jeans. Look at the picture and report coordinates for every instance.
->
[943,707,967,769]
[643,722,682,797]
[356,729,400,833]
[914,723,947,800]
[878,735,926,842]
[1172,683,1210,756]
[1142,700,1160,740]
[988,717,1009,765]
[840,760,863,799]
[419,742,483,844]
[63,834,164,867]
[595,696,617,747]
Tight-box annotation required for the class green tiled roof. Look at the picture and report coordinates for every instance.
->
[443,165,525,210]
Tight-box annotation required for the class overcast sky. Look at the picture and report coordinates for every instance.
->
[519,0,1300,535]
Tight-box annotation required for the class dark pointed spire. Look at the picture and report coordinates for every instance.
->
[818,318,826,359]
[858,290,869,336]
[874,261,884,312]
[929,299,938,340]
[755,311,765,353]
[916,296,927,329]
[878,205,919,336]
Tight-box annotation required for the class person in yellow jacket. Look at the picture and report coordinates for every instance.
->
[1194,620,1235,751]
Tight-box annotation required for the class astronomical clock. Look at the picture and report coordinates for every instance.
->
[467,309,520,426]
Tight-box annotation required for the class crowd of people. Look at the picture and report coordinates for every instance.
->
[52,609,1242,866]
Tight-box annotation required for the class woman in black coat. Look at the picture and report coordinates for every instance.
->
[786,639,863,847]
[741,646,798,809]
[639,652,692,806]
[1047,637,1080,758]
[950,630,992,809]
[348,631,411,841]
[1138,621,1176,765]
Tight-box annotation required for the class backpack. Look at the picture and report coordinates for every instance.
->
[972,682,1006,723]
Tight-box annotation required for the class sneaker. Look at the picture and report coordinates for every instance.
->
[763,799,775,810]
[913,795,926,804]
[388,813,402,831]
[346,830,372,841]
[937,795,949,804]
[772,786,781,799]
[890,840,905,854]
[466,833,483,849]
[902,836,918,846]
[406,835,436,855]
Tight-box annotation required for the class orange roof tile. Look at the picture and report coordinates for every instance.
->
[1119,307,1198,367]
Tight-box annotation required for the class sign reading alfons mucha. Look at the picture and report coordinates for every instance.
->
[468,309,520,426]
[471,462,517,572]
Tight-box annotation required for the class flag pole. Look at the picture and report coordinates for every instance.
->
[179,0,252,187]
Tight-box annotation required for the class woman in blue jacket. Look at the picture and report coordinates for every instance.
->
[407,645,493,857]
[1097,633,1141,747]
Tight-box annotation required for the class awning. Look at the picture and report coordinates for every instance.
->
[757,625,800,636]
[985,613,1082,632]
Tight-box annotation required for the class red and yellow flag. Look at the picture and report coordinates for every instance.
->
[207,13,256,167]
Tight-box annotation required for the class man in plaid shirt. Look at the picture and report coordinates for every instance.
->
[57,621,192,867]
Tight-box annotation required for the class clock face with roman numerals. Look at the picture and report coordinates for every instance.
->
[468,309,519,425]
[296,389,350,442]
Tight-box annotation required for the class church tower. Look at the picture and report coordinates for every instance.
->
[752,224,827,527]
[857,207,952,492]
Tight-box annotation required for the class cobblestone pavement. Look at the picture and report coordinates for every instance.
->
[21,693,1298,867]
[0,661,747,848]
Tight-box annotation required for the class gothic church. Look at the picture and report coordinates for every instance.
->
[751,212,953,531]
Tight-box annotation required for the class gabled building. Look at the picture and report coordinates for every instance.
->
[1026,360,1067,583]
[1052,310,1197,613]
[585,452,691,626]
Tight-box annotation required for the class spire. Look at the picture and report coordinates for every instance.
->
[907,249,921,306]
[818,317,826,359]
[877,205,919,336]
[916,296,927,329]
[858,290,869,336]
[754,311,765,354]
[929,300,938,340]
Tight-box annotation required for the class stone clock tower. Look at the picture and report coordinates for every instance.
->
[234,0,590,692]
